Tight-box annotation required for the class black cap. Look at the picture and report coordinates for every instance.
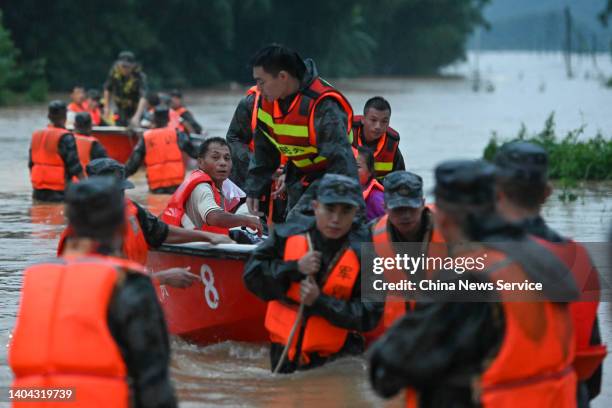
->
[48,100,67,115]
[87,88,101,100]
[65,176,125,241]
[494,141,548,183]
[169,89,182,98]
[383,171,424,209]
[74,112,92,130]
[117,50,135,63]
[317,174,362,207]
[86,158,135,190]
[154,106,170,122]
[434,160,496,206]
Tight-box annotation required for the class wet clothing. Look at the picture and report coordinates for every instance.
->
[245,59,359,221]
[131,200,169,248]
[521,215,603,405]
[243,219,383,373]
[124,129,197,193]
[10,256,177,408]
[104,64,148,125]
[369,221,578,407]
[28,127,83,202]
[227,92,257,188]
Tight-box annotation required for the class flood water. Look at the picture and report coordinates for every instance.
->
[0,51,610,407]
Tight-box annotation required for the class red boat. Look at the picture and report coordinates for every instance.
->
[91,126,140,164]
[147,243,268,345]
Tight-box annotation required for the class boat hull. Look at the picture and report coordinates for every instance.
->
[147,243,268,345]
[91,126,139,163]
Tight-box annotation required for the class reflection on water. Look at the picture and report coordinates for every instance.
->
[0,52,610,406]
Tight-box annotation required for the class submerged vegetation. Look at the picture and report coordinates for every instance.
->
[483,113,612,200]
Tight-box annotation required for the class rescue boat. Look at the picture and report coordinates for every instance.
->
[90,126,140,163]
[147,242,268,345]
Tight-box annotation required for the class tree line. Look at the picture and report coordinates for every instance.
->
[0,0,490,104]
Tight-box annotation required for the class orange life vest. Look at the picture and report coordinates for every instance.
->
[68,101,88,113]
[352,115,400,179]
[264,234,360,363]
[89,107,102,126]
[362,178,384,201]
[30,125,70,192]
[475,249,576,408]
[9,255,146,408]
[143,127,186,190]
[74,133,98,169]
[256,77,353,174]
[161,169,229,235]
[535,238,607,381]
[371,206,446,330]
[246,86,260,152]
[169,107,185,132]
[57,199,149,265]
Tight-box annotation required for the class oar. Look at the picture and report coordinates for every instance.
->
[273,232,315,374]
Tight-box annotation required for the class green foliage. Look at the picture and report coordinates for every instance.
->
[0,11,47,104]
[483,113,612,183]
[0,0,489,92]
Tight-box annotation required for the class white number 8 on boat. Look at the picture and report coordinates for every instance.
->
[200,264,219,309]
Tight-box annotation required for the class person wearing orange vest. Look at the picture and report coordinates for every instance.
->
[58,158,233,287]
[86,88,106,126]
[169,89,202,134]
[366,170,445,344]
[494,141,606,407]
[66,85,88,127]
[245,44,360,223]
[125,106,198,194]
[226,85,259,189]
[28,100,84,202]
[369,160,579,408]
[10,176,178,408]
[356,146,385,221]
[244,174,383,373]
[352,96,405,180]
[73,112,108,169]
[162,137,263,235]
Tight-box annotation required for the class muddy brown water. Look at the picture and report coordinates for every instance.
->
[0,52,610,407]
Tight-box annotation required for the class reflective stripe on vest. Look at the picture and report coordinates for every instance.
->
[256,77,353,173]
[143,127,186,190]
[264,234,359,362]
[9,256,134,408]
[352,115,399,179]
[30,126,69,192]
[161,169,229,235]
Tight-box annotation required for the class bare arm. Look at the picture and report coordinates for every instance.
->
[164,225,233,245]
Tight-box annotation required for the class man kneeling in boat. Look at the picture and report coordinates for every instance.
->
[58,158,233,288]
[243,174,383,373]
[162,136,263,235]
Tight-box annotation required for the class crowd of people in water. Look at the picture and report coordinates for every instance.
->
[11,44,608,407]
